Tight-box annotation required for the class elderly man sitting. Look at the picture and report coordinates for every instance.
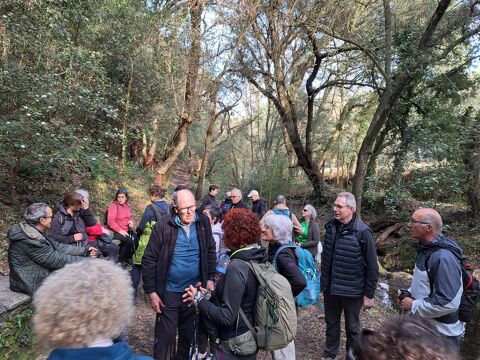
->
[7,202,97,296]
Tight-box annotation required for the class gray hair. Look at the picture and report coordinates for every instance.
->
[24,203,50,224]
[231,188,242,198]
[205,204,222,224]
[264,215,293,245]
[275,195,286,205]
[422,212,443,233]
[303,204,317,219]
[172,189,194,206]
[337,192,356,209]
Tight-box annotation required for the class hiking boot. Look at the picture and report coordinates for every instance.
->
[321,354,336,360]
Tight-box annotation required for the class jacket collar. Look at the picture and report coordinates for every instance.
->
[20,221,48,242]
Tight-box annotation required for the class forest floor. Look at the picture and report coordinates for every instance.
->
[125,287,394,360]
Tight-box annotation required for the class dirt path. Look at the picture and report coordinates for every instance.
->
[126,290,394,359]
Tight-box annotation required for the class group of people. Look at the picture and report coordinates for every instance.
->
[6,184,470,360]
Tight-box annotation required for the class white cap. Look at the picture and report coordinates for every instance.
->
[247,190,259,198]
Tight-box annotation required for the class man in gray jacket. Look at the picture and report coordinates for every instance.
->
[400,208,464,350]
[8,203,97,296]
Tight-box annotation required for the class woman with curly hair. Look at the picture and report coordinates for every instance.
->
[183,208,268,360]
[33,259,152,359]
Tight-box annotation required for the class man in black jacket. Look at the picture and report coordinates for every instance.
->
[142,189,216,360]
[198,184,219,213]
[8,203,97,296]
[229,188,247,210]
[321,192,378,360]
[263,214,306,360]
[247,190,267,220]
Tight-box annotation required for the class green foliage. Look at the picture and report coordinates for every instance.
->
[404,166,466,203]
[0,306,34,359]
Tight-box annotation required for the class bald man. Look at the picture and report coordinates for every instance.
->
[400,208,464,350]
[142,189,216,360]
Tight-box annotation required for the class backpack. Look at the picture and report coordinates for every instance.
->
[222,201,232,214]
[273,244,321,307]
[133,203,164,265]
[236,259,297,351]
[425,247,480,323]
[272,207,292,219]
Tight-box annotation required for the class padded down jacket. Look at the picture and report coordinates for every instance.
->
[8,222,86,296]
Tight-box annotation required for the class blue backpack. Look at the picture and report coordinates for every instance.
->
[273,244,321,307]
[271,208,292,218]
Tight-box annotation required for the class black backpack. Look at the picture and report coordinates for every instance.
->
[425,246,480,323]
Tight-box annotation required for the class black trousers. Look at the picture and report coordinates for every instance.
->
[323,291,363,358]
[113,232,136,263]
[154,291,196,360]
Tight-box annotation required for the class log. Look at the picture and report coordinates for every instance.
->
[375,222,406,246]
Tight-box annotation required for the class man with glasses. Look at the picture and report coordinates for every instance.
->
[229,188,247,210]
[8,203,97,296]
[321,192,378,360]
[142,189,216,360]
[399,208,464,351]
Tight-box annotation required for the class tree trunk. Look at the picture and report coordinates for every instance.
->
[352,0,452,216]
[122,53,135,167]
[462,108,480,218]
[155,2,202,186]
[142,115,158,169]
[195,87,218,200]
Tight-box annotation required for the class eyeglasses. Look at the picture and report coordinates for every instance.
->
[302,209,308,212]
[333,204,349,210]
[177,205,196,214]
[231,195,240,198]
[408,219,430,225]
[42,216,54,219]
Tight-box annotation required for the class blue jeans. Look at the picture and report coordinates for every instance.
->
[131,264,142,296]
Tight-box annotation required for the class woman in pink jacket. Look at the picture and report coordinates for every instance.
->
[107,188,136,267]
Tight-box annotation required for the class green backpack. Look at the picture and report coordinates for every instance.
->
[134,204,163,266]
[237,260,297,351]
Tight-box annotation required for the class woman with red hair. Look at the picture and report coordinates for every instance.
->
[183,209,267,359]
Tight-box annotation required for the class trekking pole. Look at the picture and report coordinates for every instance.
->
[189,287,201,360]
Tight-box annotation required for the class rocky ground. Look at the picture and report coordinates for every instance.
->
[126,289,395,360]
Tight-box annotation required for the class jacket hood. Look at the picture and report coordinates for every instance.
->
[47,340,149,360]
[230,244,268,263]
[55,203,69,216]
[419,234,462,258]
[8,222,46,243]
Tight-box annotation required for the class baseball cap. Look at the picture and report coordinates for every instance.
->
[247,190,259,198]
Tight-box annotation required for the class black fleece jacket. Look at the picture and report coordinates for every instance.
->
[268,243,307,297]
[142,212,216,298]
[198,246,268,340]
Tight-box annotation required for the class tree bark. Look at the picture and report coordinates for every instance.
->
[142,115,158,169]
[121,52,135,167]
[462,108,480,218]
[352,0,452,216]
[155,1,202,186]
[195,86,218,200]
